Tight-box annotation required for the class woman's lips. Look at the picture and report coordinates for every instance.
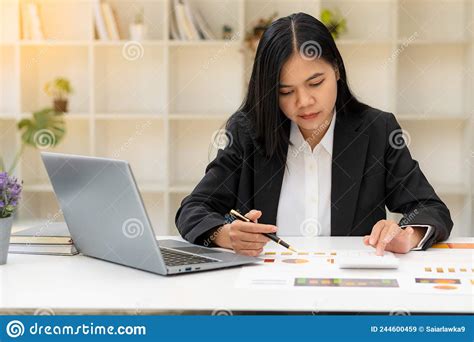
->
[299,111,321,120]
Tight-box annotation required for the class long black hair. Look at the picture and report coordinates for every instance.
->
[232,12,367,163]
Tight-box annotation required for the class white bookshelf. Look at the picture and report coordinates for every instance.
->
[0,0,472,237]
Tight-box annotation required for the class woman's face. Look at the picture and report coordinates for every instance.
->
[278,52,339,140]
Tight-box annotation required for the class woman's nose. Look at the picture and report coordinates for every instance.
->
[296,89,316,108]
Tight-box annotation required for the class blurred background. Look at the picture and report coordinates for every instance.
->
[0,0,472,236]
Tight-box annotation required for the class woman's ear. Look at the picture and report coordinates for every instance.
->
[334,65,340,81]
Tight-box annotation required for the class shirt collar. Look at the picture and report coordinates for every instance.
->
[289,108,337,156]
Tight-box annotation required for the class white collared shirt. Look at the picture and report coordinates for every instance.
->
[275,109,433,249]
[276,110,336,236]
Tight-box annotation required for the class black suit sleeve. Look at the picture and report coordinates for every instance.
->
[384,113,453,249]
[175,114,245,245]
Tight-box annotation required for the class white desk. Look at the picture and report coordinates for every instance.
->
[1,237,473,314]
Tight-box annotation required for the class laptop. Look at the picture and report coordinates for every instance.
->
[40,152,258,275]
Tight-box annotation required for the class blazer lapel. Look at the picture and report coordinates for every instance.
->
[331,110,369,236]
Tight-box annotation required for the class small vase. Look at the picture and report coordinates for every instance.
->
[53,99,68,113]
[129,23,147,41]
[0,216,13,265]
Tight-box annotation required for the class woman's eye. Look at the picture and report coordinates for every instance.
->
[279,91,293,96]
[310,80,324,87]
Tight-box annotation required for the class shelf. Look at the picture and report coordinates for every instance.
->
[435,183,470,196]
[140,192,168,235]
[93,40,166,47]
[168,40,243,47]
[20,112,90,120]
[169,45,244,114]
[397,39,472,46]
[19,40,90,47]
[0,46,19,113]
[321,0,395,41]
[0,0,19,43]
[398,121,466,190]
[94,44,166,114]
[136,181,167,193]
[339,44,395,113]
[396,114,471,122]
[169,119,223,186]
[335,39,393,46]
[30,0,93,41]
[104,0,166,41]
[95,119,166,185]
[398,0,470,42]
[397,44,468,117]
[169,113,228,120]
[169,182,196,193]
[20,45,90,113]
[95,113,165,120]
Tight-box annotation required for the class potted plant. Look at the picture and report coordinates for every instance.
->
[6,108,66,174]
[129,7,147,41]
[245,12,278,52]
[44,77,73,113]
[0,172,22,265]
[320,8,347,39]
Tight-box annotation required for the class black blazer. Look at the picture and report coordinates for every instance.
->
[175,106,453,250]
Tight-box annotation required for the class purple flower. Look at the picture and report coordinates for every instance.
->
[0,172,22,218]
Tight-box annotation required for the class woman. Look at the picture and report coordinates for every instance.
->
[175,13,452,257]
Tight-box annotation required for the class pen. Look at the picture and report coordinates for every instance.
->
[229,209,297,252]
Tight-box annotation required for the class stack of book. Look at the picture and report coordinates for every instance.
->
[171,0,216,40]
[9,222,78,256]
[93,0,121,40]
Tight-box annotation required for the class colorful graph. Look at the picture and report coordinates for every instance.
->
[282,258,309,264]
[415,278,461,284]
[431,243,474,249]
[424,266,472,273]
[294,278,399,288]
[264,251,337,256]
[434,285,458,290]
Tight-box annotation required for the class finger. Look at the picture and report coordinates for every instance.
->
[369,220,387,245]
[376,223,400,255]
[238,231,270,243]
[363,235,370,245]
[236,222,278,234]
[234,240,267,250]
[244,210,262,223]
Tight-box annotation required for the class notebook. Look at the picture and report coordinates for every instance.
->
[9,222,78,256]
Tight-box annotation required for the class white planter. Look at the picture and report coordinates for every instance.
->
[129,23,147,41]
[0,216,13,265]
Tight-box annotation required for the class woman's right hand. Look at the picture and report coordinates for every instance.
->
[214,210,278,256]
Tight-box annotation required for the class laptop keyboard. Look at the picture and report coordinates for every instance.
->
[160,247,219,267]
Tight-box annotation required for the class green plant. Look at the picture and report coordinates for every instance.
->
[44,77,73,101]
[321,8,347,39]
[4,108,66,174]
[134,7,144,25]
[245,12,278,51]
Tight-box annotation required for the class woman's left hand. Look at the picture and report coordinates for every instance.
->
[363,219,425,255]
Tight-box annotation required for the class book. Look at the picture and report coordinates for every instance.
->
[9,244,78,256]
[27,3,44,40]
[101,2,120,40]
[182,0,201,40]
[192,7,216,40]
[174,0,192,40]
[9,222,78,256]
[93,0,109,40]
[10,222,72,245]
